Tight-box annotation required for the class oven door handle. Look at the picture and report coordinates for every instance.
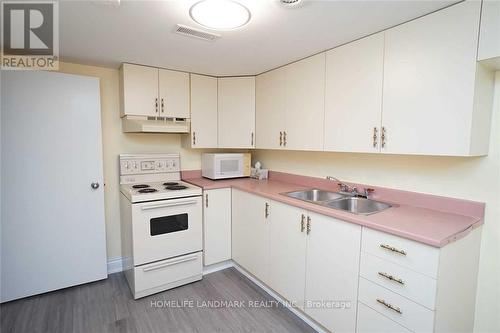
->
[141,199,198,211]
[142,253,199,272]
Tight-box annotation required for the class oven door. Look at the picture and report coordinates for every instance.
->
[131,196,202,266]
[215,155,243,179]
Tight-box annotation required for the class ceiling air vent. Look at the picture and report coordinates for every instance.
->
[174,24,220,41]
[280,0,303,6]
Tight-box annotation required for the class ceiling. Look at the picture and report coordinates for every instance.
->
[60,0,457,76]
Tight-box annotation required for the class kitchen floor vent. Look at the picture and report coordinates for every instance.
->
[174,24,220,41]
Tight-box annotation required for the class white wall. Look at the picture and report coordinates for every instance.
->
[253,72,500,333]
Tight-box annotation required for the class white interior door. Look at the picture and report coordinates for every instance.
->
[1,70,107,302]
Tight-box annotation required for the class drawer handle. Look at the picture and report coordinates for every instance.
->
[376,298,402,314]
[378,272,405,285]
[380,244,407,256]
[143,254,198,272]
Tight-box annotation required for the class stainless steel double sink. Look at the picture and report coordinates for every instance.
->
[282,189,392,215]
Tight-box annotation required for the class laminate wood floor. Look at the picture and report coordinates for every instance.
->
[1,267,317,333]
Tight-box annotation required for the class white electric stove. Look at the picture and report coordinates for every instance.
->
[119,153,203,299]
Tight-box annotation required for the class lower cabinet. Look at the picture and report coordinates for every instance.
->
[268,201,307,308]
[203,188,232,266]
[304,211,361,332]
[357,302,411,333]
[232,189,270,284]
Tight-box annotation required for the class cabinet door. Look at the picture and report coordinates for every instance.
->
[285,53,325,151]
[218,77,256,148]
[268,201,307,307]
[256,68,286,149]
[305,212,361,333]
[158,69,190,118]
[382,1,481,155]
[120,63,159,117]
[324,33,384,153]
[231,189,269,283]
[203,188,231,266]
[190,74,218,148]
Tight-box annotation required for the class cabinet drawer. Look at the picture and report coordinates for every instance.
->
[134,252,202,297]
[360,252,437,310]
[357,302,412,333]
[358,277,434,333]
[362,228,439,278]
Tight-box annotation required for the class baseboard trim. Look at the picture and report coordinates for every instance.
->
[107,257,124,274]
[202,260,234,275]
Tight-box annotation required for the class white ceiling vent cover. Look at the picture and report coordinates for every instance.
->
[174,24,220,41]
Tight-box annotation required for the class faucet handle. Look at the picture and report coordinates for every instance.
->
[364,188,375,197]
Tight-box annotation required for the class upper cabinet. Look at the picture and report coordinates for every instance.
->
[256,54,325,151]
[382,0,494,156]
[158,69,190,119]
[120,63,159,117]
[324,33,384,153]
[188,74,218,148]
[120,63,189,118]
[218,77,256,148]
[478,0,500,67]
[256,67,287,149]
[285,54,326,151]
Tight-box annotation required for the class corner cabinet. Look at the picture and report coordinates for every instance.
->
[218,77,256,149]
[382,0,494,156]
[188,74,218,148]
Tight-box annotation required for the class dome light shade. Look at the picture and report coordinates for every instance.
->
[189,0,251,30]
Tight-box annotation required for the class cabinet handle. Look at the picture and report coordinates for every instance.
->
[376,298,402,314]
[265,203,270,219]
[378,272,405,285]
[373,127,378,148]
[279,132,283,146]
[251,132,254,146]
[380,244,407,256]
[283,131,287,147]
[205,193,208,208]
[381,126,386,148]
[300,214,305,232]
[155,98,159,113]
[161,98,164,113]
[192,131,196,146]
[306,216,311,234]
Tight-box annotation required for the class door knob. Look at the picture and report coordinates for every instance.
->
[91,182,100,190]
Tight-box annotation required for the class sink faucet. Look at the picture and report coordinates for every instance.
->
[326,176,374,199]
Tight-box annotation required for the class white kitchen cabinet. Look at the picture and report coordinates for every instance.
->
[324,33,384,153]
[203,188,231,266]
[268,201,307,308]
[356,302,412,333]
[120,63,159,117]
[188,74,218,148]
[158,69,190,119]
[231,189,269,283]
[256,67,287,149]
[382,1,494,156]
[120,63,190,119]
[218,77,256,148]
[304,211,361,333]
[285,53,325,151]
[478,0,500,68]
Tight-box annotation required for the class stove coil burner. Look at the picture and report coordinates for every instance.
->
[138,188,158,193]
[163,182,179,186]
[166,185,188,190]
[132,184,150,189]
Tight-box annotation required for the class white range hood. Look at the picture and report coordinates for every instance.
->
[122,116,190,133]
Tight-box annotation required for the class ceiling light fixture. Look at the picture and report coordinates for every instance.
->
[189,0,251,31]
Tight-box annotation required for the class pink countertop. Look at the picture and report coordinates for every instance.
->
[182,171,484,248]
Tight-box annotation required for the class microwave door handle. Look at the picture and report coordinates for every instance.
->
[141,200,197,211]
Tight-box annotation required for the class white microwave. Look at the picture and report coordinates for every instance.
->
[202,153,251,180]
